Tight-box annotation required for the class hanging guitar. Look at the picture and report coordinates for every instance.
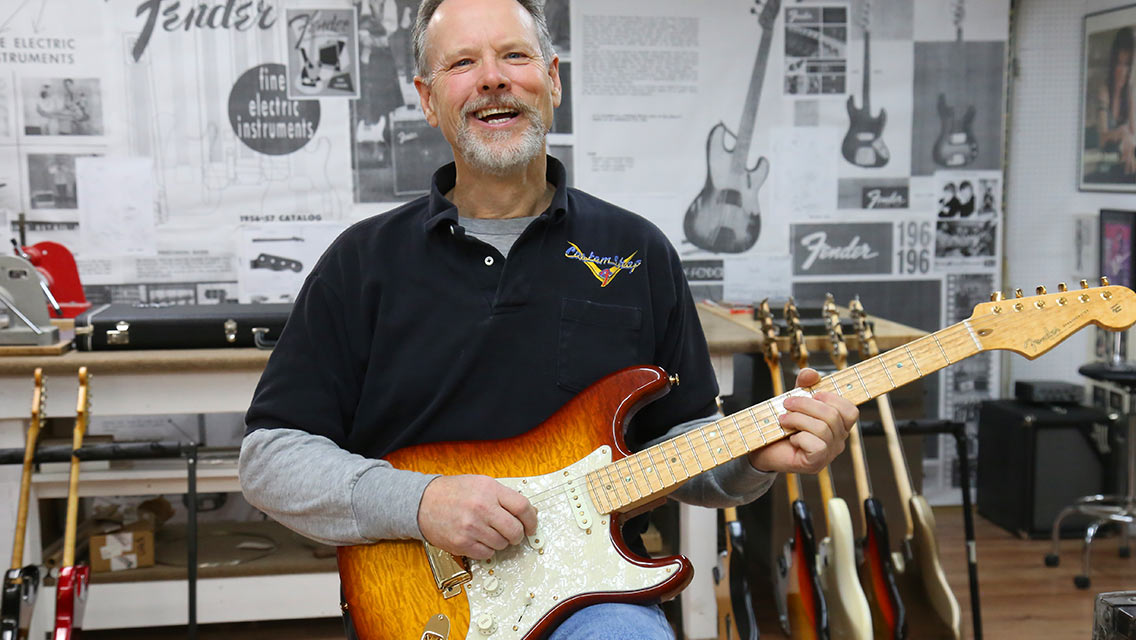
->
[53,368,91,640]
[814,299,873,640]
[849,300,960,639]
[932,0,979,168]
[766,300,828,640]
[1,369,47,640]
[830,298,906,640]
[682,0,777,254]
[713,504,760,640]
[842,0,890,168]
[337,279,1135,640]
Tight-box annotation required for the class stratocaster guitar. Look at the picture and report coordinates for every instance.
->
[932,0,979,168]
[766,300,828,640]
[829,298,906,640]
[842,0,889,168]
[1,369,46,640]
[53,368,91,640]
[713,505,760,640]
[338,280,1135,640]
[815,300,873,640]
[850,302,961,639]
[683,0,777,254]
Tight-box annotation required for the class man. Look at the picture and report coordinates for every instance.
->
[239,0,858,638]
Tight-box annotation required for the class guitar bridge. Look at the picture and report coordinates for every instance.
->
[423,542,471,599]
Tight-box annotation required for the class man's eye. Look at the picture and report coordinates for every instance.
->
[453,59,473,68]
[506,52,526,59]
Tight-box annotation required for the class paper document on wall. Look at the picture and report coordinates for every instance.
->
[76,157,157,257]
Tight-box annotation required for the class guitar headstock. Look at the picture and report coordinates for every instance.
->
[856,0,871,32]
[952,0,965,29]
[756,298,780,365]
[822,294,849,368]
[968,279,1136,359]
[751,0,782,31]
[848,297,881,359]
[783,297,809,370]
[31,367,46,432]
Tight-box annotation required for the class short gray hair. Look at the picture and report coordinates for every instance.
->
[412,0,556,82]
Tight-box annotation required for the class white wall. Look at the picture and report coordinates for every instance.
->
[1006,0,1136,390]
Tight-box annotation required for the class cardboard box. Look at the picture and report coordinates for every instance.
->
[89,519,154,573]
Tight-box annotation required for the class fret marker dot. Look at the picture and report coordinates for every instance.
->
[846,383,853,390]
[670,457,677,463]
[624,477,631,483]
[896,362,903,368]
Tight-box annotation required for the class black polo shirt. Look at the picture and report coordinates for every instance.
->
[245,156,719,459]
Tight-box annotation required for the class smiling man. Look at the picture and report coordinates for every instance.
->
[239,1,857,638]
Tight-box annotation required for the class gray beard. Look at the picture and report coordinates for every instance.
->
[455,115,547,175]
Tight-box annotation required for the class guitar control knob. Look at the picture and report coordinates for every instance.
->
[476,613,497,635]
[483,575,502,596]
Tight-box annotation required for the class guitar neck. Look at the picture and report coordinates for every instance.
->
[13,370,45,569]
[877,392,915,538]
[861,30,871,112]
[731,10,776,175]
[766,355,806,506]
[587,320,982,515]
[62,369,90,569]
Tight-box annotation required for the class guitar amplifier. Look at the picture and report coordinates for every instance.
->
[390,112,453,196]
[1095,592,1136,640]
[75,303,291,350]
[977,400,1116,538]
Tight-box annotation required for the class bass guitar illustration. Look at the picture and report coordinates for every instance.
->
[768,300,828,640]
[842,0,889,168]
[683,0,778,254]
[831,298,907,640]
[932,0,979,168]
[337,280,1133,640]
[1,369,46,640]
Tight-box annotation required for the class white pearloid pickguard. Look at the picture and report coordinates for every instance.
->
[460,446,681,640]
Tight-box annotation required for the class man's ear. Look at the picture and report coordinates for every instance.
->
[414,76,439,127]
[548,55,562,108]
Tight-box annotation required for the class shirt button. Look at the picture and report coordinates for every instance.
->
[484,256,494,266]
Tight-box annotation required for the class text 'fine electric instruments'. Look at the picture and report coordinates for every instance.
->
[768,300,828,640]
[683,0,778,254]
[338,280,1135,640]
[1,370,46,640]
[53,368,91,640]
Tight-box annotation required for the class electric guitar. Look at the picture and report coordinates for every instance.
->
[337,280,1134,640]
[815,298,873,640]
[849,302,961,639]
[832,299,907,640]
[842,0,889,168]
[932,0,979,168]
[1,369,46,640]
[713,503,760,640]
[767,299,828,640]
[682,0,777,254]
[53,368,91,640]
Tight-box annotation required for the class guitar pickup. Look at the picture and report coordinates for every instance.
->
[423,542,471,599]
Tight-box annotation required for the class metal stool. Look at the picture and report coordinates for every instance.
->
[1044,357,1135,589]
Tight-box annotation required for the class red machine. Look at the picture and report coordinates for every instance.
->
[11,240,90,318]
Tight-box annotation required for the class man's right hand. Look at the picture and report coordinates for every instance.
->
[418,474,538,560]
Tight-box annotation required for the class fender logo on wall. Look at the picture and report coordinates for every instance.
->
[130,0,278,62]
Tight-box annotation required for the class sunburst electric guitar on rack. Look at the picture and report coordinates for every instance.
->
[337,279,1135,640]
[849,301,960,639]
[683,0,778,254]
[842,0,889,168]
[815,298,873,640]
[830,299,906,640]
[770,299,828,640]
[932,0,978,168]
[53,368,91,640]
[1,369,47,640]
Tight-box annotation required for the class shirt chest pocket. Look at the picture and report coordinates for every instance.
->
[557,298,644,393]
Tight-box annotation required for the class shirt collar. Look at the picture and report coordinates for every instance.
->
[422,155,570,232]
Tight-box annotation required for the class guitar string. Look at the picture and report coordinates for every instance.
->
[520,300,1089,512]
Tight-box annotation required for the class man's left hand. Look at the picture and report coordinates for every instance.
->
[747,367,858,474]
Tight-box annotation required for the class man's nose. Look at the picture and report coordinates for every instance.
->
[478,58,510,92]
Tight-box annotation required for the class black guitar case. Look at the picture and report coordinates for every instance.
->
[74,303,292,351]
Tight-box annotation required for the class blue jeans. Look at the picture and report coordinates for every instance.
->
[549,603,675,640]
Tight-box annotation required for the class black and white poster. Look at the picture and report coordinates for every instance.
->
[20,77,104,136]
[791,222,892,276]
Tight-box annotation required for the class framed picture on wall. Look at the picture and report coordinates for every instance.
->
[1081,5,1136,191]
[1100,209,1136,287]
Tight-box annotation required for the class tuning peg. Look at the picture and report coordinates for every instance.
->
[1058,282,1068,292]
[990,291,1003,302]
[1081,279,1090,289]
[1036,285,1047,295]
[1014,288,1023,298]
[1102,276,1111,286]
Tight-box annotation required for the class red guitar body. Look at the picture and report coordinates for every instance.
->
[52,563,89,639]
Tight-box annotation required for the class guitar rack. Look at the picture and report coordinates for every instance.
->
[0,440,201,640]
[859,419,983,640]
